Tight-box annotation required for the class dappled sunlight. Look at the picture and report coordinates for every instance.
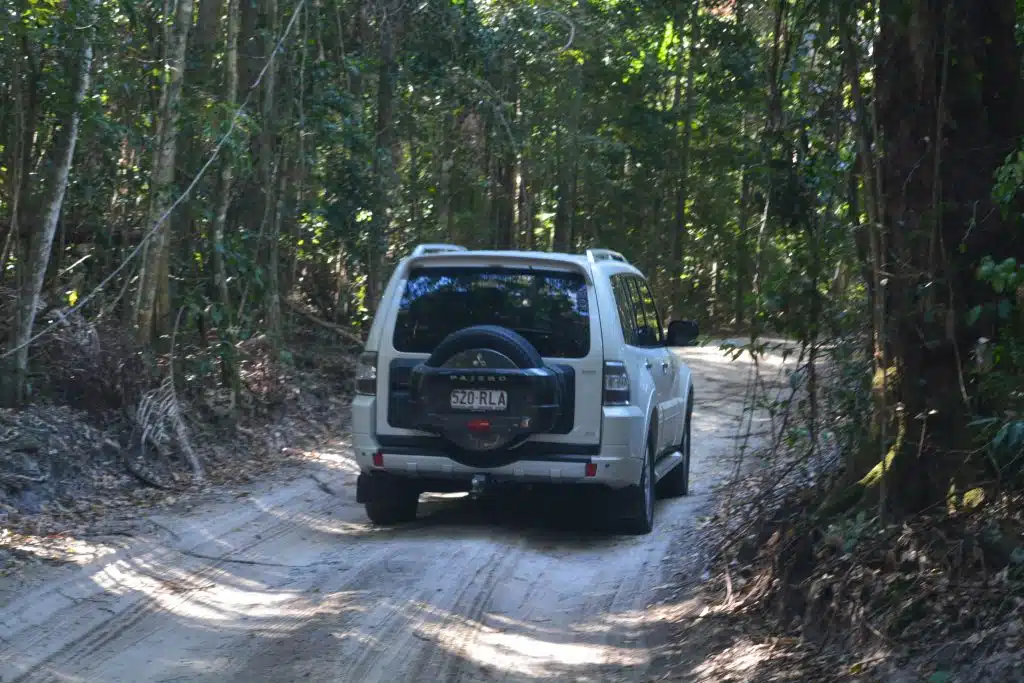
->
[0,529,118,565]
[308,446,361,473]
[691,638,773,680]
[413,607,648,679]
[88,551,366,631]
[601,599,698,630]
[459,629,645,676]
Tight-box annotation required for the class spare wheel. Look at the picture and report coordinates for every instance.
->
[409,325,569,452]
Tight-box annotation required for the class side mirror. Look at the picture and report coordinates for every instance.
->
[666,320,699,347]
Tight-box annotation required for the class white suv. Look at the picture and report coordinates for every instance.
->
[350,245,698,534]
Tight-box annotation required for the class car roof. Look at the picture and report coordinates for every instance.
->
[405,249,645,279]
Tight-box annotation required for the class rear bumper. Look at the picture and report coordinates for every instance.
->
[354,447,640,489]
[350,396,644,489]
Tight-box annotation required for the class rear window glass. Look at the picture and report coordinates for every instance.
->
[392,267,591,358]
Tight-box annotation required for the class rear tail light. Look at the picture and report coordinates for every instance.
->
[602,361,630,405]
[355,351,378,395]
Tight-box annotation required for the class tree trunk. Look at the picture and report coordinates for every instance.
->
[135,0,194,345]
[867,0,1020,514]
[553,67,580,253]
[173,0,226,277]
[1,26,40,290]
[266,154,286,350]
[670,0,700,318]
[518,151,533,250]
[367,0,398,312]
[213,0,239,321]
[0,44,25,287]
[733,169,750,324]
[493,73,516,250]
[438,112,454,240]
[211,0,241,403]
[260,0,282,351]
[4,0,98,404]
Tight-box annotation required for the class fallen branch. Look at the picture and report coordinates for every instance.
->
[0,471,49,486]
[284,299,364,346]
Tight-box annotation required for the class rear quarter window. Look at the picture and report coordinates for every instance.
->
[392,267,591,358]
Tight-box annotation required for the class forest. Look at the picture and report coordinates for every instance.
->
[2,0,1024,679]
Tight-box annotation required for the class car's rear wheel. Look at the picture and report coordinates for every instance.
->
[364,479,420,525]
[618,438,655,535]
[657,395,692,498]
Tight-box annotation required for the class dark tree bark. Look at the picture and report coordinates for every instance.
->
[873,0,1022,513]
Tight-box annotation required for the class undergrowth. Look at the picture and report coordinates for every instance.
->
[0,299,360,542]
[700,330,1024,683]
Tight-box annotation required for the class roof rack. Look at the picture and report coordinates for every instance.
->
[585,248,628,264]
[410,243,468,258]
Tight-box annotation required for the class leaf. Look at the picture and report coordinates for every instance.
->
[929,672,953,683]
[997,298,1012,320]
[966,305,982,326]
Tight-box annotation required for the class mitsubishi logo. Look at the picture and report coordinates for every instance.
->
[472,353,487,368]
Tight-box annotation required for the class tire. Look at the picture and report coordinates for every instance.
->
[657,395,692,498]
[411,324,571,453]
[364,483,419,525]
[619,438,655,535]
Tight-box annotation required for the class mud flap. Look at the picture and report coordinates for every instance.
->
[357,472,403,503]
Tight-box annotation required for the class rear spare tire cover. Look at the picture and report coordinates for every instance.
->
[425,324,543,369]
[410,325,568,452]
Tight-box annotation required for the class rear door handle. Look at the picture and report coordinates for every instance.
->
[661,360,670,373]
[644,359,652,370]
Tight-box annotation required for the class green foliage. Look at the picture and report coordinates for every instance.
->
[0,0,864,412]
[826,509,875,554]
[966,253,1024,484]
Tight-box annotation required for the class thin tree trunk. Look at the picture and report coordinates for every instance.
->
[1,27,39,290]
[733,169,750,324]
[173,0,226,276]
[135,0,195,345]
[5,0,98,404]
[213,0,239,325]
[670,0,700,318]
[494,68,516,250]
[0,38,25,288]
[367,0,398,311]
[518,152,534,250]
[260,0,282,351]
[438,112,454,240]
[209,0,241,404]
[553,67,581,252]
[266,154,286,349]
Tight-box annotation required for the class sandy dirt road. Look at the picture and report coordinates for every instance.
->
[0,343,788,683]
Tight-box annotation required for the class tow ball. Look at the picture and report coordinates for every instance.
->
[470,473,490,498]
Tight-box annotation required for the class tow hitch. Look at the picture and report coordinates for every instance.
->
[470,473,490,498]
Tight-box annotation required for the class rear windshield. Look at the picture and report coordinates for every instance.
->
[392,267,591,358]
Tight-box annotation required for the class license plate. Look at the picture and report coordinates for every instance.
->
[450,389,507,411]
